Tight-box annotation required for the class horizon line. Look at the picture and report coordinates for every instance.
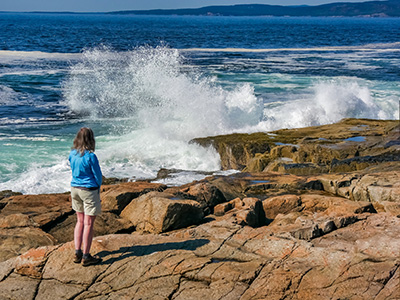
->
[0,0,391,14]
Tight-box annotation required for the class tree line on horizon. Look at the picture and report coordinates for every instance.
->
[108,0,400,17]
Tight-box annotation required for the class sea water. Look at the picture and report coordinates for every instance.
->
[0,13,399,194]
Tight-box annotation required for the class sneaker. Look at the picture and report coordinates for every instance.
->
[82,254,102,267]
[74,252,83,264]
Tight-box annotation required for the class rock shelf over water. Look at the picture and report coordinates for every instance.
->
[0,118,399,299]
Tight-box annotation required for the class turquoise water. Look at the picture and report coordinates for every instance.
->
[0,14,399,193]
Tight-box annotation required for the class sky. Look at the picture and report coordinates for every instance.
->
[0,0,381,13]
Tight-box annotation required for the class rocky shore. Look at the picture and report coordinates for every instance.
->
[0,118,399,299]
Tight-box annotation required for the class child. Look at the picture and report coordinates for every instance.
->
[69,127,103,266]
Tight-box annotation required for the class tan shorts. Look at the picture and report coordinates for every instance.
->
[71,187,101,216]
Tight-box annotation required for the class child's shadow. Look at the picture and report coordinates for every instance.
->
[97,238,210,264]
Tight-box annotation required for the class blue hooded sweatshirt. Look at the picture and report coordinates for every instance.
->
[69,149,102,189]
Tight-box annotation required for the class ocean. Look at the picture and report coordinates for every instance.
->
[0,13,399,194]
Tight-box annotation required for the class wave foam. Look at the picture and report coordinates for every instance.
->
[253,79,399,131]
[0,50,80,62]
[64,45,262,138]
[0,159,71,195]
[182,42,400,53]
[0,85,18,105]
[2,45,398,194]
[62,46,398,175]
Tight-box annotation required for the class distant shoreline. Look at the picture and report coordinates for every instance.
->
[0,12,398,18]
[1,0,399,17]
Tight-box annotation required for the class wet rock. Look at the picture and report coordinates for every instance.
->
[193,119,399,173]
[101,176,129,185]
[192,132,274,170]
[0,190,22,202]
[270,145,298,160]
[155,168,213,180]
[330,152,400,173]
[156,168,182,179]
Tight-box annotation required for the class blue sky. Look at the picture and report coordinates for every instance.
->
[0,0,379,12]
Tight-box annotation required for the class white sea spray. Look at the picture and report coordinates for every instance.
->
[1,44,399,194]
[61,46,265,185]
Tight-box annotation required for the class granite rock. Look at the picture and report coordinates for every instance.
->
[121,191,204,233]
[1,212,399,299]
[1,118,399,299]
[101,181,167,213]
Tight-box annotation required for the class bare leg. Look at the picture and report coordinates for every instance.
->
[83,214,96,254]
[74,212,85,251]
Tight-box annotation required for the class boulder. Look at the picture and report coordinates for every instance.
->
[317,169,400,208]
[261,194,302,220]
[206,172,308,200]
[193,166,400,211]
[263,194,377,240]
[101,182,167,213]
[0,213,38,228]
[201,174,247,201]
[0,193,72,229]
[14,246,57,279]
[179,182,226,214]
[214,197,266,227]
[121,192,204,233]
[0,193,72,262]
[0,227,56,262]
[243,153,271,172]
[213,201,235,216]
[48,212,134,243]
[351,171,400,203]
